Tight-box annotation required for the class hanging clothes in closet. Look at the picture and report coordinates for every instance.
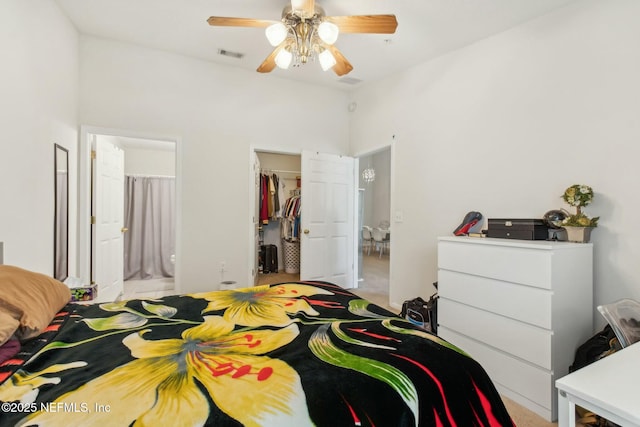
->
[260,173,269,224]
[260,172,286,224]
[281,194,301,241]
[259,170,301,238]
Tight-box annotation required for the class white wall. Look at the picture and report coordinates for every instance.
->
[0,2,78,275]
[7,1,635,328]
[124,147,176,176]
[350,0,640,327]
[79,36,350,293]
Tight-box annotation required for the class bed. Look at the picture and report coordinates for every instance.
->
[0,265,514,426]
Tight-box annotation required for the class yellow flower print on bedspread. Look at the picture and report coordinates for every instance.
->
[191,283,334,327]
[22,316,312,427]
[0,362,86,404]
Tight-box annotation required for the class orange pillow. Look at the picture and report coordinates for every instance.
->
[0,310,19,346]
[0,265,71,340]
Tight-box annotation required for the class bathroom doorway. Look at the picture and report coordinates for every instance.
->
[78,127,180,302]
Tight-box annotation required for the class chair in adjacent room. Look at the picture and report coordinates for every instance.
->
[362,226,373,255]
[378,222,391,250]
[371,227,390,258]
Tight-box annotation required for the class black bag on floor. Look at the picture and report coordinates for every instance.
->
[569,324,618,372]
[400,294,438,333]
[260,244,278,274]
[268,244,278,273]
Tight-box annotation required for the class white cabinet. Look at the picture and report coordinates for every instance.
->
[437,236,593,422]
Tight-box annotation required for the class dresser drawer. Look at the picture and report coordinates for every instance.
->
[439,299,552,369]
[438,240,552,289]
[439,327,553,412]
[438,270,552,329]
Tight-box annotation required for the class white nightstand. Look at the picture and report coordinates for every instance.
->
[556,341,640,427]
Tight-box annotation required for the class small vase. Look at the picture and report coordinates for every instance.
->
[564,226,593,243]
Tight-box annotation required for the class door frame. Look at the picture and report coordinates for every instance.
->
[352,138,396,296]
[247,145,301,287]
[247,145,360,288]
[78,125,183,293]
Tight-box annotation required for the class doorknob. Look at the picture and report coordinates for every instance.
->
[303,229,310,234]
[121,227,129,233]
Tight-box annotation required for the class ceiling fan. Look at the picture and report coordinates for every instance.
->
[207,0,398,76]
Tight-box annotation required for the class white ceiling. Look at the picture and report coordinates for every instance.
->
[55,0,576,91]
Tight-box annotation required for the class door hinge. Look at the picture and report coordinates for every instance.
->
[91,216,96,224]
[91,150,96,159]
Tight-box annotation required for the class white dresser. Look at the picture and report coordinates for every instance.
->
[437,236,593,422]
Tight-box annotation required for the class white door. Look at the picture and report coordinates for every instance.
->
[300,151,357,288]
[92,137,125,302]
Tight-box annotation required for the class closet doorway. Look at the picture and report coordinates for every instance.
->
[249,148,358,289]
[255,151,301,285]
[357,147,391,296]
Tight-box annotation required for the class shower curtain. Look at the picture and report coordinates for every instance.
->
[123,175,175,280]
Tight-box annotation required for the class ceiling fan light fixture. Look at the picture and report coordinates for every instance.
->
[319,49,336,71]
[275,48,293,69]
[265,22,288,46]
[208,4,397,77]
[317,21,339,45]
[290,0,312,13]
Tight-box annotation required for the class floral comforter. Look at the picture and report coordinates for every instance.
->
[0,281,513,426]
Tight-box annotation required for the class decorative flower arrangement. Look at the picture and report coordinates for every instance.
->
[561,184,599,228]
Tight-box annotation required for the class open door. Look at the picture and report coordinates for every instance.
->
[92,137,125,302]
[300,151,357,288]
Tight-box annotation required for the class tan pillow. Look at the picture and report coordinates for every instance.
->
[0,265,71,340]
[0,310,20,346]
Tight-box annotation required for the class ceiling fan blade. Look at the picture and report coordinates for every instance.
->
[290,0,315,18]
[207,16,278,28]
[325,15,398,34]
[257,45,285,73]
[326,45,353,76]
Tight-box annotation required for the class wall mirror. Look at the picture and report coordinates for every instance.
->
[54,143,69,281]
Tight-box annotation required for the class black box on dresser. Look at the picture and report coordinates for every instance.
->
[487,219,549,240]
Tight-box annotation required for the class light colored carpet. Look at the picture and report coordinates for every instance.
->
[502,396,558,427]
[358,250,390,293]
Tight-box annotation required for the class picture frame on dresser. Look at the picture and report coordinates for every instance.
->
[437,236,593,422]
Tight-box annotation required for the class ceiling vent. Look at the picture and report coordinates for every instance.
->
[338,77,363,85]
[218,49,244,59]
